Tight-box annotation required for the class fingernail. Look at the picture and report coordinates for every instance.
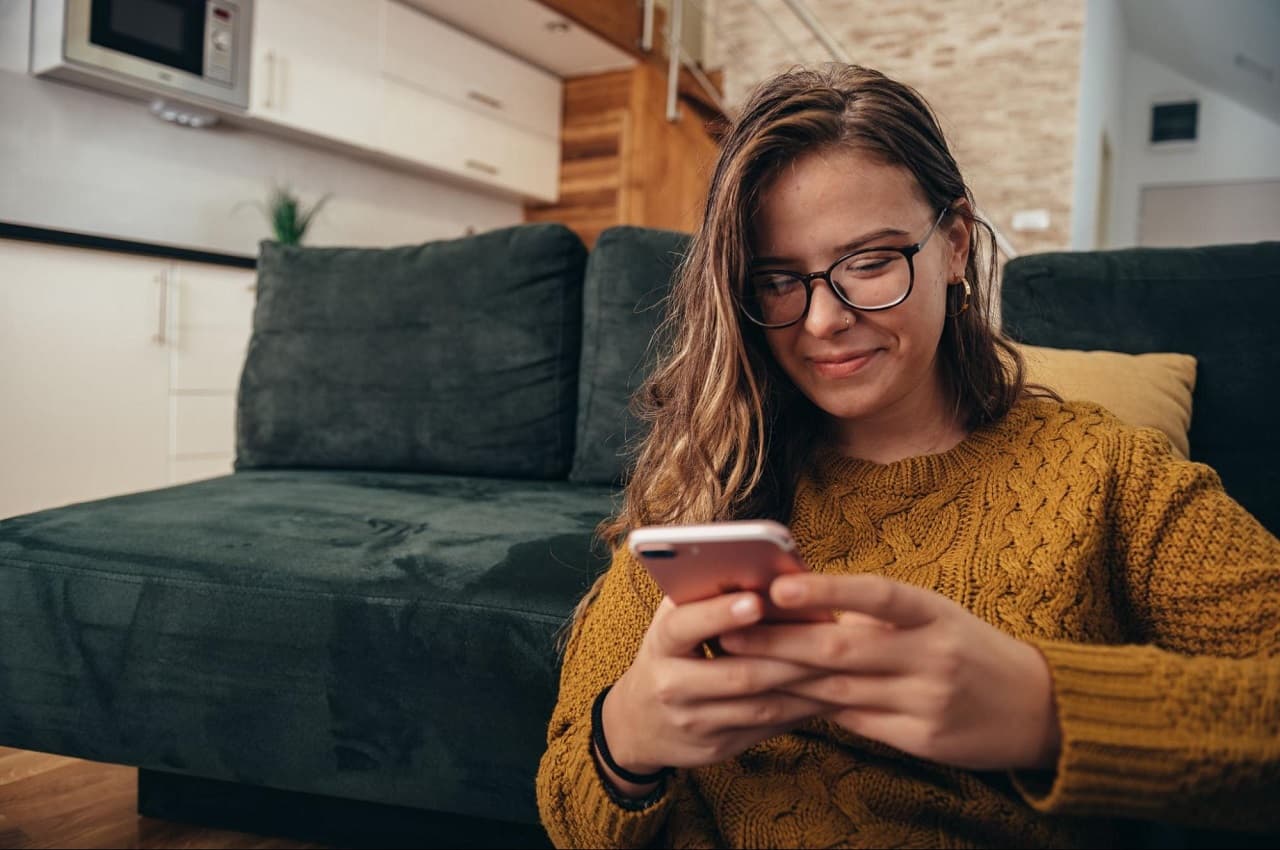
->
[774,578,803,604]
[731,595,760,621]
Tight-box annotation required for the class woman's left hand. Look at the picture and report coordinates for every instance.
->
[716,573,1062,772]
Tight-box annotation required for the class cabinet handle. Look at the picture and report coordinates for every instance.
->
[263,50,277,109]
[154,272,168,345]
[467,90,503,111]
[464,158,499,176]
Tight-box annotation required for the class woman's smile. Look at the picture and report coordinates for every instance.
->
[808,348,883,378]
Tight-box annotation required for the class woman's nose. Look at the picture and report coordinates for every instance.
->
[804,277,853,337]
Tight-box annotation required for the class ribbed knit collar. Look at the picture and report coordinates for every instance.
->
[809,396,1038,498]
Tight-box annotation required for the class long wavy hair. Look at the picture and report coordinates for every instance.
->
[567,64,1039,637]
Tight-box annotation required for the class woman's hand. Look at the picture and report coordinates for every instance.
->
[717,573,1062,772]
[600,592,835,795]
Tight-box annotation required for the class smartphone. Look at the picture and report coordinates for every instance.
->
[627,519,833,623]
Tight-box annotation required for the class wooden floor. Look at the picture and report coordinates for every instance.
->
[0,747,330,849]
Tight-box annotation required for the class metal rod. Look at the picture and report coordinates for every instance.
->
[666,0,683,122]
[777,0,851,63]
[981,208,1019,259]
[642,0,655,52]
[679,45,733,119]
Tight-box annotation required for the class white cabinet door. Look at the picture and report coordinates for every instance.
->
[166,261,257,486]
[382,76,560,202]
[381,0,562,140]
[250,0,383,151]
[0,241,171,519]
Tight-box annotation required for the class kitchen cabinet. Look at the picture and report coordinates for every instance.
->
[249,0,383,151]
[247,0,561,202]
[381,0,561,140]
[0,240,256,520]
[381,76,560,202]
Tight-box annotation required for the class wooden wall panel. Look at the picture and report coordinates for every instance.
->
[526,64,719,248]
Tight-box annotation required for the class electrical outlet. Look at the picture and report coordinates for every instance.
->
[1011,209,1051,232]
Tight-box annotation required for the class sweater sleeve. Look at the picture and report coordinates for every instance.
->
[536,546,720,848]
[1010,424,1280,831]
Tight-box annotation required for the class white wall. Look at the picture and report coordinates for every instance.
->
[0,1,524,256]
[1111,50,1280,248]
[1070,0,1128,250]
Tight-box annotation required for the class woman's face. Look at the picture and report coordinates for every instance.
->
[749,148,970,432]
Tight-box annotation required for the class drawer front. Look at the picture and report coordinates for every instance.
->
[171,394,237,457]
[381,77,559,201]
[170,328,251,392]
[381,0,561,140]
[170,456,235,485]
[174,267,256,331]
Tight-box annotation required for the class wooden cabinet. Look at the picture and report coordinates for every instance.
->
[0,240,255,520]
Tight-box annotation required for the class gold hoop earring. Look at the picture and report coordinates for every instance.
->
[947,278,971,317]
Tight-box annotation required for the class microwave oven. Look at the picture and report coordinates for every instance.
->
[31,0,254,112]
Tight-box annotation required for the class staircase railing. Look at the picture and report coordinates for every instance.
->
[643,0,1019,260]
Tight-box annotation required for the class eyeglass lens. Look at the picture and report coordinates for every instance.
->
[745,250,911,326]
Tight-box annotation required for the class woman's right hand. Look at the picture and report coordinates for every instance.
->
[596,591,833,797]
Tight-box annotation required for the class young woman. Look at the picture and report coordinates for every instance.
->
[536,64,1280,848]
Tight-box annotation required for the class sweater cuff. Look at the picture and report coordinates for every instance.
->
[559,715,675,847]
[1009,640,1185,819]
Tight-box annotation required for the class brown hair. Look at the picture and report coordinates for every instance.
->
[565,64,1041,639]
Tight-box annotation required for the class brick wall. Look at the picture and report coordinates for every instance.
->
[704,0,1085,254]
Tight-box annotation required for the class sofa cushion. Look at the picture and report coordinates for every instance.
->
[0,472,613,824]
[1016,343,1197,459]
[1001,242,1280,535]
[570,226,690,485]
[236,223,587,479]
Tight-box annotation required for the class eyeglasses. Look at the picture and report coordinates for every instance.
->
[740,207,949,329]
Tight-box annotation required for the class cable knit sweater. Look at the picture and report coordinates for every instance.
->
[536,397,1280,848]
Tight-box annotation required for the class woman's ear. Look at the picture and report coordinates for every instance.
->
[945,198,975,278]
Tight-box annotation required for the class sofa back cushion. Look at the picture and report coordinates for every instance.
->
[569,226,690,485]
[236,223,587,479]
[1001,241,1280,536]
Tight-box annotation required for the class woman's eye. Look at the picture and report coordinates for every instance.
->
[844,253,898,275]
[759,276,798,295]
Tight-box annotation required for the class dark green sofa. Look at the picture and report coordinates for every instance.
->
[1,226,1276,849]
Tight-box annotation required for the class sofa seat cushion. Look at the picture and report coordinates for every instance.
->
[0,471,614,824]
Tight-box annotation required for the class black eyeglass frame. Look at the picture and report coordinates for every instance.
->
[741,206,951,329]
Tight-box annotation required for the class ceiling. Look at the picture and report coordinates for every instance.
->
[1121,0,1280,125]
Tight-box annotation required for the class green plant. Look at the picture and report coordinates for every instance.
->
[252,184,332,245]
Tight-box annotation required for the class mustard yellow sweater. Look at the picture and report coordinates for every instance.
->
[536,398,1280,848]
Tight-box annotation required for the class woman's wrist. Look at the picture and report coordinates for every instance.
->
[593,683,671,797]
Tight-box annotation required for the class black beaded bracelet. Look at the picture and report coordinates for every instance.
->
[591,684,673,786]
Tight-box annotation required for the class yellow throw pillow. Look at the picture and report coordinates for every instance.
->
[1015,343,1197,459]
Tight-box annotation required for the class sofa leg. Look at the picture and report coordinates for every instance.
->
[136,769,552,849]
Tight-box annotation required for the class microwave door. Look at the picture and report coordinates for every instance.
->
[88,0,206,77]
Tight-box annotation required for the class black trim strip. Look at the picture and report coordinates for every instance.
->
[0,221,257,269]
